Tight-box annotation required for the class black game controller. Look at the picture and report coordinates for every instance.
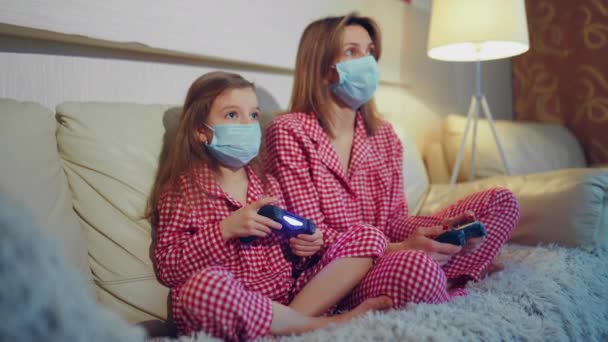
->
[434,221,487,246]
[240,205,316,243]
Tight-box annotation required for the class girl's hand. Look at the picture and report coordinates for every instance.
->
[219,197,282,241]
[289,229,324,257]
[400,226,462,266]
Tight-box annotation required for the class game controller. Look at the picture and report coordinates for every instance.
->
[434,221,487,246]
[240,205,316,243]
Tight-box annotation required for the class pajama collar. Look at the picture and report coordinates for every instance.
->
[300,112,377,185]
[191,164,265,208]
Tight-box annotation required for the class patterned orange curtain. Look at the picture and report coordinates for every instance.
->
[512,0,608,165]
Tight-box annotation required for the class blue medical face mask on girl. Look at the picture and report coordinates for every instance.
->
[204,123,261,169]
[330,55,380,110]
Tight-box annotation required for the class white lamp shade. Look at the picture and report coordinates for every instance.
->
[427,0,529,62]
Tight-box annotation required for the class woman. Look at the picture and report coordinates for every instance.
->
[266,14,520,312]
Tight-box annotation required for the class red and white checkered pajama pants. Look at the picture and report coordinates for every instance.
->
[175,224,386,341]
[339,188,520,309]
[176,266,282,341]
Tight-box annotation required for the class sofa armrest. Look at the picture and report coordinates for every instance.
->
[419,168,608,248]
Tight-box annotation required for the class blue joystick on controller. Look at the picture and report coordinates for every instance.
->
[434,221,487,246]
[240,205,316,243]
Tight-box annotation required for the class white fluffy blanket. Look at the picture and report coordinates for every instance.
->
[161,245,608,342]
[0,194,146,341]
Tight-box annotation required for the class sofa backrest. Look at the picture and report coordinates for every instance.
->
[0,98,90,277]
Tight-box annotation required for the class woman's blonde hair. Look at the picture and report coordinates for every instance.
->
[145,71,264,224]
[289,13,383,138]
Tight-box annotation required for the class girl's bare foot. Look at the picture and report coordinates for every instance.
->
[270,296,393,337]
[301,296,393,333]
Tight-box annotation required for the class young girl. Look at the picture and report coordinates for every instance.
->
[146,71,391,341]
[266,14,520,310]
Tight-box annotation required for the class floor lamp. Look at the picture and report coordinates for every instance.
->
[427,0,530,185]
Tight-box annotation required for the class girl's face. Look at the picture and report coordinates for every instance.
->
[197,87,260,143]
[328,25,375,84]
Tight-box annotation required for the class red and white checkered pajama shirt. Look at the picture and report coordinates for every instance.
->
[154,165,386,341]
[265,112,521,309]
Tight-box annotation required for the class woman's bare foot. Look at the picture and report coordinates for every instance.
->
[447,276,468,290]
[447,261,505,290]
[480,261,504,278]
[330,296,393,324]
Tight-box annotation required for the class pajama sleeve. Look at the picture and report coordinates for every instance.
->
[153,190,234,288]
[265,121,342,247]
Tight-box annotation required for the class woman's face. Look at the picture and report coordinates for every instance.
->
[328,25,375,83]
[338,25,375,63]
[197,87,260,143]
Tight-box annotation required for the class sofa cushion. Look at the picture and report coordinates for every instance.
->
[0,98,90,276]
[56,102,175,323]
[420,168,608,248]
[442,114,586,182]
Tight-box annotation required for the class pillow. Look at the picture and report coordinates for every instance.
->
[56,102,175,323]
[0,98,89,277]
[442,114,586,182]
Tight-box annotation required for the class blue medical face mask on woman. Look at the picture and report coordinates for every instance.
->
[330,55,380,110]
[204,123,261,169]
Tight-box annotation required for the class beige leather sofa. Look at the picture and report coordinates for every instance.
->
[1,98,607,327]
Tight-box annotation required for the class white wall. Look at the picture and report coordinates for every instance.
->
[0,35,293,111]
[0,0,514,152]
[0,0,408,84]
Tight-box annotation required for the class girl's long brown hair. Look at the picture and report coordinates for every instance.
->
[145,71,263,225]
[290,13,383,138]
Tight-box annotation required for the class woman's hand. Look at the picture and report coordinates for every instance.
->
[400,226,462,266]
[441,211,484,255]
[441,210,476,229]
[289,229,324,257]
[460,236,484,255]
[219,197,282,241]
